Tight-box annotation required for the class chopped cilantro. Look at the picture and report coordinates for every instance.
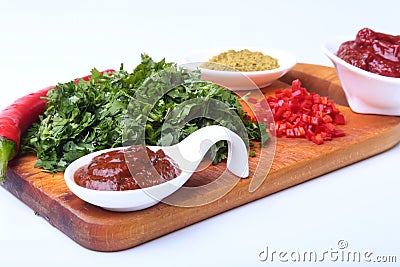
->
[21,54,267,173]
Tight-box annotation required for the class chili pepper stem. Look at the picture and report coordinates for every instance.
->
[0,137,16,183]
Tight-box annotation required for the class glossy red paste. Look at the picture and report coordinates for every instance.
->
[337,28,400,78]
[74,145,181,191]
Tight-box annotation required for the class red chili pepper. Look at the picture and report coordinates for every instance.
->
[248,79,346,145]
[0,69,114,182]
[268,79,346,144]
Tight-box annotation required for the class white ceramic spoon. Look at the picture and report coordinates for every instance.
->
[64,125,249,212]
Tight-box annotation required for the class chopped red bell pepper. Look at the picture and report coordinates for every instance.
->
[334,113,346,125]
[247,79,346,145]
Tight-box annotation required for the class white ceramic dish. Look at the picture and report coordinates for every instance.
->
[322,37,400,116]
[64,126,249,212]
[182,47,296,91]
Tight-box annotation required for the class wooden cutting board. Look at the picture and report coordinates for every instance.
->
[3,63,400,252]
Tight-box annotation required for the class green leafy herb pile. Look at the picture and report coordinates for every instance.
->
[21,54,267,173]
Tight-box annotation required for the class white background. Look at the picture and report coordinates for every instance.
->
[1,0,399,266]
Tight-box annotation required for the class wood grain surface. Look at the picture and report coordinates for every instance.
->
[2,63,400,252]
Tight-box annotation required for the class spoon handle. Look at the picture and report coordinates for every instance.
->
[169,125,249,178]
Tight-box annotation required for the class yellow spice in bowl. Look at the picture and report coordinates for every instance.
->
[201,49,280,72]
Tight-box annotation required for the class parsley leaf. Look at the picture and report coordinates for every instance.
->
[21,54,268,172]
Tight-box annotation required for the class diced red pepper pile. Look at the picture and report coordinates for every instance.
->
[249,79,346,145]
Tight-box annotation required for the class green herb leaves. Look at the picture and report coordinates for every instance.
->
[21,54,267,173]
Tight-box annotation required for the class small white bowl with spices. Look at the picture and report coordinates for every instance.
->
[182,47,296,91]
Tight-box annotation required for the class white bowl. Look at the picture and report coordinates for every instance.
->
[322,37,400,116]
[182,47,296,91]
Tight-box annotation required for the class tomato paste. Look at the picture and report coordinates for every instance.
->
[74,145,181,191]
[337,28,400,78]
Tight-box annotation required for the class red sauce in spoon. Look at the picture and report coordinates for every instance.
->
[74,145,181,191]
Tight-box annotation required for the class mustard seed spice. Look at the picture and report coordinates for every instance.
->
[201,49,279,72]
